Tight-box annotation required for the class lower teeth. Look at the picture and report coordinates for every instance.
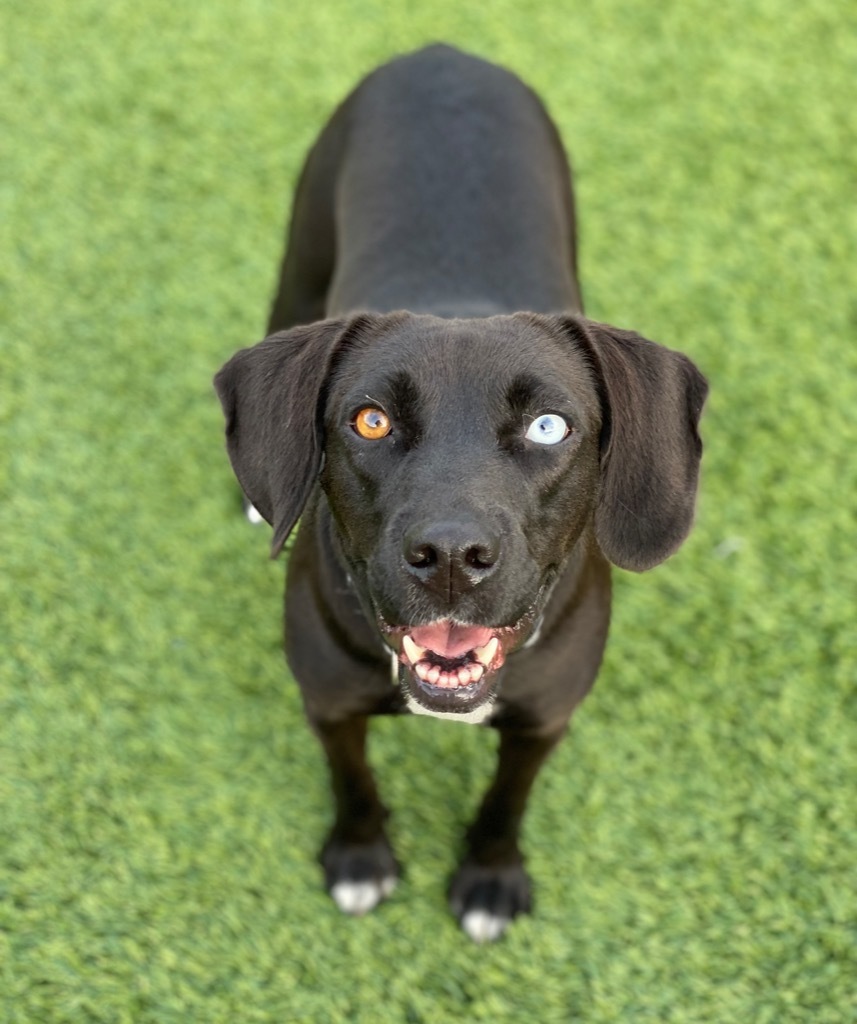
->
[414,661,484,688]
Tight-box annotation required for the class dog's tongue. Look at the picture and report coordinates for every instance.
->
[409,622,494,659]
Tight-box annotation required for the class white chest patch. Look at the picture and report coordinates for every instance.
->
[404,692,495,726]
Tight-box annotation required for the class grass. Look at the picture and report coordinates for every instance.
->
[2,0,856,1020]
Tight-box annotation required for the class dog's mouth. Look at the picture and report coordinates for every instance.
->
[403,623,502,687]
[383,616,533,720]
[373,575,555,720]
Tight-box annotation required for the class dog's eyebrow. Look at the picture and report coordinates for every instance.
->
[505,373,569,414]
[386,371,423,441]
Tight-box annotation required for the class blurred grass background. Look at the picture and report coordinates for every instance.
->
[2,0,856,1020]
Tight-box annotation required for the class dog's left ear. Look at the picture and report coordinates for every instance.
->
[214,315,376,557]
[563,316,708,571]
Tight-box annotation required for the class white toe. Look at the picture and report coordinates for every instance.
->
[331,877,396,916]
[245,503,264,525]
[461,908,510,943]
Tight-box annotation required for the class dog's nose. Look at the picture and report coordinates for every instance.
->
[403,521,500,599]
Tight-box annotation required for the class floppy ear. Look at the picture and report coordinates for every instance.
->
[564,316,708,572]
[214,316,372,557]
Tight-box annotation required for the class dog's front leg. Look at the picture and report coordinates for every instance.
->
[449,725,564,942]
[313,715,399,916]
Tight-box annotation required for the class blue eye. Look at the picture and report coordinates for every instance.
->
[525,413,569,445]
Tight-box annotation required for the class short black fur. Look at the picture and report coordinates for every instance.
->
[214,44,707,942]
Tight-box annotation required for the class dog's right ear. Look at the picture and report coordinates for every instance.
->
[214,316,371,557]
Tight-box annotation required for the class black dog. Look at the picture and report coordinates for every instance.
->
[215,44,707,942]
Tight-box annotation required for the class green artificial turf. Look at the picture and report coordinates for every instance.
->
[3,1,856,1020]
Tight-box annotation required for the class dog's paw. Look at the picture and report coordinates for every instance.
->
[448,860,532,943]
[242,497,265,525]
[321,836,400,916]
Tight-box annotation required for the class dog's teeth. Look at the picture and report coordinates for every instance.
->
[415,662,430,681]
[469,663,484,682]
[457,666,472,685]
[427,665,441,684]
[472,637,499,667]
[402,635,427,665]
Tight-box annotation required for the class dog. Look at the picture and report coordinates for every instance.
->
[214,44,707,943]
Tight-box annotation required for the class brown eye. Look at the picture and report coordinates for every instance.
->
[352,407,392,440]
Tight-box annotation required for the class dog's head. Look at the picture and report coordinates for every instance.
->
[215,313,707,719]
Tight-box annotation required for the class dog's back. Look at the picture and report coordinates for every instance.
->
[269,44,582,330]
